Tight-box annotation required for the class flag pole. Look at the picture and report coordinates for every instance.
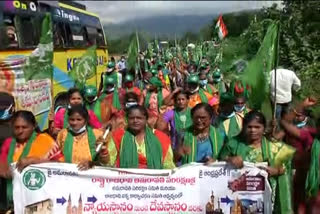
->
[273,21,281,121]
[136,30,142,80]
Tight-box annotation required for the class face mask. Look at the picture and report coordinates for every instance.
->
[213,78,221,83]
[0,104,12,120]
[126,102,138,109]
[295,117,308,128]
[234,104,245,113]
[189,86,199,94]
[85,96,97,103]
[107,87,115,93]
[69,125,86,134]
[121,59,125,62]
[199,79,208,86]
[222,111,235,119]
[107,68,114,73]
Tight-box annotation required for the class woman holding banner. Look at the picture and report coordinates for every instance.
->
[99,105,175,169]
[50,105,104,170]
[220,110,296,214]
[175,103,224,165]
[0,110,56,208]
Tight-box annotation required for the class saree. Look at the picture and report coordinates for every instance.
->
[182,126,224,164]
[0,133,55,203]
[220,137,296,214]
[54,128,103,164]
[105,128,175,169]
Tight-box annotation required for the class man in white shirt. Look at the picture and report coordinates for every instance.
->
[270,68,301,120]
[117,56,127,76]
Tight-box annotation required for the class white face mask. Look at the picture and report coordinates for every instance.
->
[234,104,245,113]
[69,125,86,134]
[222,111,235,119]
[190,86,199,94]
[125,102,138,109]
[107,87,115,93]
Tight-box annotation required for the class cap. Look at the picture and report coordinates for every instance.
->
[84,85,97,97]
[124,74,134,83]
[187,74,200,84]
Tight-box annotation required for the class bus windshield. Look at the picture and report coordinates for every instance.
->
[0,0,106,50]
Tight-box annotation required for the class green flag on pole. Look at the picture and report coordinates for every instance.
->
[24,13,53,80]
[241,21,280,118]
[127,35,138,71]
[68,45,97,90]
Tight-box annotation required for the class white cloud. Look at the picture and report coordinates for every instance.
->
[79,1,281,24]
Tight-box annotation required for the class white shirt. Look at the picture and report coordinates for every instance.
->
[270,68,301,104]
[117,60,126,70]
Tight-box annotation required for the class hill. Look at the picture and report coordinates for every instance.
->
[103,15,217,40]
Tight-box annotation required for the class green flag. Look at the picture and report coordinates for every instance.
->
[24,13,53,80]
[68,45,97,90]
[127,35,138,71]
[241,21,279,117]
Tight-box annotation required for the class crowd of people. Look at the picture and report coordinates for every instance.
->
[0,52,319,214]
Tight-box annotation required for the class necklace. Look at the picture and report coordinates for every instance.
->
[197,132,209,143]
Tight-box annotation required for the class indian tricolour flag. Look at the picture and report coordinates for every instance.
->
[215,15,228,40]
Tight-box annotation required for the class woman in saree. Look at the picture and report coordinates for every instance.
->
[99,105,175,169]
[54,88,102,132]
[142,76,170,128]
[0,111,56,208]
[220,110,296,214]
[157,90,192,150]
[279,97,320,213]
[175,103,224,165]
[50,105,104,170]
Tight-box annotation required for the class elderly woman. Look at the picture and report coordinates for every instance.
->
[0,111,56,207]
[220,110,296,214]
[50,105,104,170]
[176,103,224,165]
[100,105,175,169]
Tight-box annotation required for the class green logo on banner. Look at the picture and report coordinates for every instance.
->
[23,169,46,190]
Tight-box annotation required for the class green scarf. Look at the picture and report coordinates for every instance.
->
[86,100,102,122]
[63,126,97,163]
[112,88,121,110]
[174,108,192,132]
[119,127,163,169]
[182,126,223,164]
[7,131,37,202]
[305,138,320,198]
[199,88,209,103]
[219,114,241,139]
[259,138,294,214]
[144,89,163,111]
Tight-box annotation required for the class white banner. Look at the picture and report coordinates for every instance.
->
[14,79,52,116]
[13,162,272,214]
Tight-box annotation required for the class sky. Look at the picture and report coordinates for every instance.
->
[79,1,282,24]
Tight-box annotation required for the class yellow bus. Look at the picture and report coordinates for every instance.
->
[0,0,108,130]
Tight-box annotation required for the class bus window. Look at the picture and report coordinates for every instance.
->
[14,15,40,48]
[70,24,86,48]
[53,22,65,48]
[86,26,96,45]
[97,29,106,47]
[0,15,19,49]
